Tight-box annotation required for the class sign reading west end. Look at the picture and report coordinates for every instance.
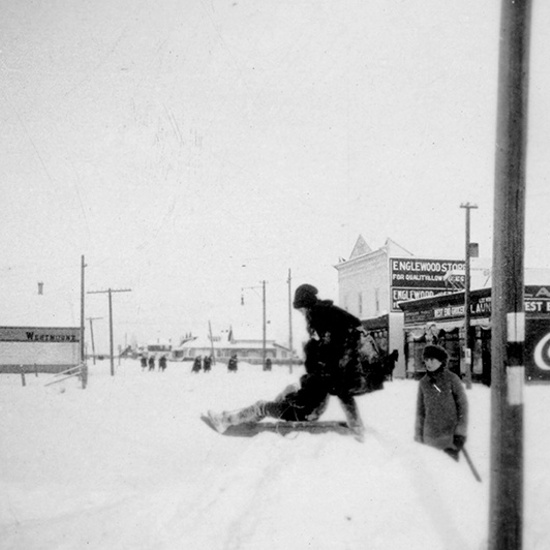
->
[390,257,465,311]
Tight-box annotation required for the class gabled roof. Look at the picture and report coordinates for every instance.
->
[341,235,413,265]
[384,237,414,258]
[349,235,372,259]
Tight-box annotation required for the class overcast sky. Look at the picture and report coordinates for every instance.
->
[1,0,549,350]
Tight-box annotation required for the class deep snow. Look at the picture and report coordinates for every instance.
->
[0,359,548,550]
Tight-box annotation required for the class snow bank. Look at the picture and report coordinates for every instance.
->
[0,359,548,549]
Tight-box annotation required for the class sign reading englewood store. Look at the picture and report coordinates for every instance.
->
[390,257,465,311]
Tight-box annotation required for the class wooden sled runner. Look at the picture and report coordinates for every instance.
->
[201,415,354,437]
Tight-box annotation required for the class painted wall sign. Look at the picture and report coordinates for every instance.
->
[399,286,550,384]
[0,326,80,369]
[390,257,465,311]
[526,320,550,382]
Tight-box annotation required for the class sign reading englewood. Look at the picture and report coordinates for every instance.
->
[390,257,465,311]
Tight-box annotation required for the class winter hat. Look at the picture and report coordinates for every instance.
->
[423,344,448,364]
[293,284,319,308]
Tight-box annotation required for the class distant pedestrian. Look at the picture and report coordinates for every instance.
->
[192,356,202,373]
[227,354,238,372]
[203,355,212,372]
[263,357,272,371]
[148,355,156,371]
[159,355,167,372]
[140,355,147,371]
[385,349,399,381]
[414,345,468,461]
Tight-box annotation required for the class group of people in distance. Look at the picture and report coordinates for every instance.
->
[140,355,168,372]
[208,283,468,459]
[192,355,213,373]
[191,354,239,373]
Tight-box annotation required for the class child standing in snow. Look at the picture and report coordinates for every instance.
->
[207,283,377,440]
[414,345,468,460]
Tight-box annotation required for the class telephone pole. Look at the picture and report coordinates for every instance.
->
[489,1,532,549]
[80,255,86,364]
[262,280,267,368]
[241,281,267,368]
[87,288,131,376]
[460,202,478,389]
[287,268,293,374]
[80,255,87,388]
[87,317,103,365]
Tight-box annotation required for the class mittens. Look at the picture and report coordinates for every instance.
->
[444,447,460,461]
[453,434,466,450]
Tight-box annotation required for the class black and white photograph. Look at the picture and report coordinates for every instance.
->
[1,1,549,548]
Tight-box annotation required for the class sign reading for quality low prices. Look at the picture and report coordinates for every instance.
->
[390,257,465,311]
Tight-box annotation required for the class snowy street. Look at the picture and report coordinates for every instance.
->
[1,359,548,549]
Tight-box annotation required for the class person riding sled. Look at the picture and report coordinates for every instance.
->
[206,284,386,441]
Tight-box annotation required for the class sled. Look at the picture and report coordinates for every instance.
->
[200,415,354,438]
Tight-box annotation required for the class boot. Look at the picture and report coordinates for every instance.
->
[338,395,365,442]
[207,401,266,434]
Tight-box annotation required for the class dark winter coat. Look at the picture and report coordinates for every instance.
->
[270,300,383,422]
[302,299,364,396]
[227,355,238,372]
[192,357,202,372]
[415,366,468,450]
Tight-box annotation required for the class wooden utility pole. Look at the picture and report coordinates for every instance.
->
[80,255,88,389]
[489,1,532,549]
[461,202,478,389]
[262,280,267,368]
[288,268,293,374]
[80,256,86,363]
[87,288,131,376]
[241,281,267,368]
[208,320,216,364]
[87,317,103,365]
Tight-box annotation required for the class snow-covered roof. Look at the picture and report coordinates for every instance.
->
[175,335,279,351]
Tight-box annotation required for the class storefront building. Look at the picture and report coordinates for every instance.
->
[335,235,468,378]
[398,285,550,384]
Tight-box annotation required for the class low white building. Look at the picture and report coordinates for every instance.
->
[172,332,294,366]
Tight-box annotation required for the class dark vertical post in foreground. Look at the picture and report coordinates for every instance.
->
[489,1,532,549]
